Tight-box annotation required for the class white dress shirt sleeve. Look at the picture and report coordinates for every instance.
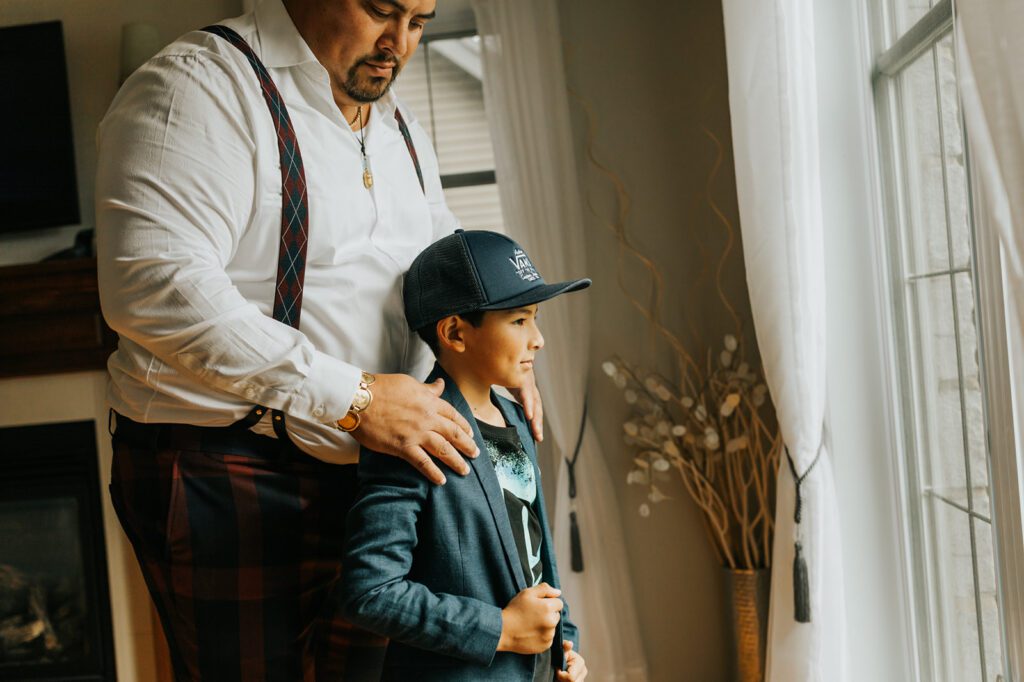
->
[96,52,362,424]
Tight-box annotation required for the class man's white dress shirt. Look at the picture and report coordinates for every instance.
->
[96,0,458,463]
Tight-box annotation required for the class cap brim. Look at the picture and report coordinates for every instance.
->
[479,278,592,311]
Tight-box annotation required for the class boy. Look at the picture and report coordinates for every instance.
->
[340,230,590,681]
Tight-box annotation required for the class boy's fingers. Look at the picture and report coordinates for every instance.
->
[563,640,573,652]
[534,582,561,598]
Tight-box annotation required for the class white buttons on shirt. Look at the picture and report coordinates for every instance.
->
[312,404,325,418]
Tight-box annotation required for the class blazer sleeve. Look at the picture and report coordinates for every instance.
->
[340,448,504,666]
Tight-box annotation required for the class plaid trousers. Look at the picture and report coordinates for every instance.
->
[108,418,386,681]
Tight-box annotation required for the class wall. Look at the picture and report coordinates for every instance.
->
[0,0,242,265]
[557,1,758,680]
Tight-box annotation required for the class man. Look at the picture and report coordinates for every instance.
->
[95,0,543,679]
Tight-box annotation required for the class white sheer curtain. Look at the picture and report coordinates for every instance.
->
[955,2,1024,333]
[955,3,1024,677]
[721,1,847,681]
[471,1,648,679]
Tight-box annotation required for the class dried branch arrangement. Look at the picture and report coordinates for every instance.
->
[568,90,782,570]
[603,340,781,570]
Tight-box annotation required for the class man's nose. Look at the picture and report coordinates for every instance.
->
[378,22,411,60]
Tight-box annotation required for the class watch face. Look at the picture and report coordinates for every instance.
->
[351,387,372,412]
[338,412,360,432]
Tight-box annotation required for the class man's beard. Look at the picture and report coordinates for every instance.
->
[341,54,402,103]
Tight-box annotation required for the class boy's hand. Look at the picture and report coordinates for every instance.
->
[508,370,544,442]
[352,375,479,485]
[556,640,588,681]
[497,583,563,654]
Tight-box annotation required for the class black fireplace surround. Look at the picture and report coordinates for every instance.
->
[0,420,116,681]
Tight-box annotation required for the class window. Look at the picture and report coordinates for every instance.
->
[870,1,1008,680]
[399,32,505,232]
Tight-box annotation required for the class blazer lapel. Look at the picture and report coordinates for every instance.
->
[427,364,529,593]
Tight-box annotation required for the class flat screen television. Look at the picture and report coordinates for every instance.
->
[0,21,80,234]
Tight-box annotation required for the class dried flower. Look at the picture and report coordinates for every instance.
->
[648,486,670,503]
[627,469,649,486]
[603,352,781,569]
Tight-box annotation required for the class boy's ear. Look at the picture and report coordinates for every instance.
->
[436,315,466,353]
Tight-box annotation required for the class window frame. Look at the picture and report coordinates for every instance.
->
[416,29,498,191]
[868,0,1023,680]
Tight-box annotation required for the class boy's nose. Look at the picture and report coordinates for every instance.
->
[531,330,545,351]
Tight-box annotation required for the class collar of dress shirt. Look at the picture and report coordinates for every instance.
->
[254,0,322,68]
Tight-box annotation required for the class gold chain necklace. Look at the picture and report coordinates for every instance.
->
[353,106,373,189]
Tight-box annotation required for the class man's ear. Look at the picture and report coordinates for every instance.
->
[436,315,466,353]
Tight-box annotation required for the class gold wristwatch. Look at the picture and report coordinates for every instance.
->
[337,371,376,432]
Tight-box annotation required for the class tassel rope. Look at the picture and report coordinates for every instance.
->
[566,393,589,572]
[785,444,822,623]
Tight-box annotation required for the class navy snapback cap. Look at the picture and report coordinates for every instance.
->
[404,229,591,331]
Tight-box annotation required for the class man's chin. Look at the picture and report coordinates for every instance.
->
[344,76,396,104]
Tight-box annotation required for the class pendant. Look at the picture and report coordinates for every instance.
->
[363,168,374,189]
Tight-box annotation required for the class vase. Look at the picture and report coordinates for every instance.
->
[723,567,770,682]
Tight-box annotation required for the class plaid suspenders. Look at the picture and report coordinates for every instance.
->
[201,25,424,440]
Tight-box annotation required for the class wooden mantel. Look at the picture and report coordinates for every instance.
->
[0,257,117,378]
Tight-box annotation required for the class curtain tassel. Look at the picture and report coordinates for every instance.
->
[786,445,821,624]
[569,510,584,572]
[566,395,588,574]
[793,540,810,623]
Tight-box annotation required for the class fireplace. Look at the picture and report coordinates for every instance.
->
[0,420,117,681]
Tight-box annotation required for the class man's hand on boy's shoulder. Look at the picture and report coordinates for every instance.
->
[508,370,544,442]
[557,641,588,682]
[352,374,479,486]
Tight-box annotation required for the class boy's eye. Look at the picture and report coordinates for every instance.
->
[369,4,390,19]
[513,318,526,326]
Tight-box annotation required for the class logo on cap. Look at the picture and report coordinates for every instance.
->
[509,248,540,283]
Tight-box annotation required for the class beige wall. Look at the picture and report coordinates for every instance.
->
[0,0,242,264]
[557,1,761,680]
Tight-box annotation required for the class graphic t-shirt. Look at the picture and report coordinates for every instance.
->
[476,419,553,681]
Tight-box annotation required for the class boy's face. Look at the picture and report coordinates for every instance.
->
[450,305,545,389]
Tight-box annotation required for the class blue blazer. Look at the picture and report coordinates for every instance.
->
[340,363,579,681]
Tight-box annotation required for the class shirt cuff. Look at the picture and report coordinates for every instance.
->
[293,352,363,425]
